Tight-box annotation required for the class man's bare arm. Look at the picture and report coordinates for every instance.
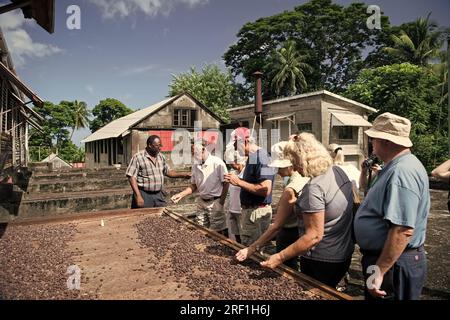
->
[376,225,414,275]
[128,176,144,207]
[431,159,450,182]
[219,182,229,206]
[166,169,191,179]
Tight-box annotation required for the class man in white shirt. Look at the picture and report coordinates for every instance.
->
[171,142,229,235]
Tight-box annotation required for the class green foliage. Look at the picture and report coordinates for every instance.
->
[30,101,73,147]
[29,101,87,163]
[431,51,448,105]
[58,140,85,163]
[61,100,90,140]
[168,64,234,122]
[223,0,390,99]
[29,145,52,163]
[382,13,444,66]
[265,40,312,97]
[345,63,448,171]
[89,98,133,133]
[29,143,84,164]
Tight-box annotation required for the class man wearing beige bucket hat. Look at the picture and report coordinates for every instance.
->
[354,112,430,300]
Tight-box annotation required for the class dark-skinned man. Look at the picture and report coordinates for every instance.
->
[126,135,191,208]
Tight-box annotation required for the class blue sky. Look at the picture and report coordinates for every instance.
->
[0,0,449,145]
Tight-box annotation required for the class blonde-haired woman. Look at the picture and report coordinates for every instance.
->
[261,133,355,288]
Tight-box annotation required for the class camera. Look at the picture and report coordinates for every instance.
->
[362,154,379,168]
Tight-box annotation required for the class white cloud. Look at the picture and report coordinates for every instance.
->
[0,11,62,67]
[89,0,209,19]
[86,85,95,94]
[118,64,158,76]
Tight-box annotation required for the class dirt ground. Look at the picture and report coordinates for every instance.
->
[345,209,450,300]
[68,212,196,299]
[0,209,342,300]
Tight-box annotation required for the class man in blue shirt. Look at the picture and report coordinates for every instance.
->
[354,112,430,300]
[224,127,275,247]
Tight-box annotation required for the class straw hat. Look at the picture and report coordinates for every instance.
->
[364,112,413,147]
[268,141,293,168]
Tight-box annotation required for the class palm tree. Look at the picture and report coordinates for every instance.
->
[384,13,443,66]
[70,100,90,140]
[266,40,312,97]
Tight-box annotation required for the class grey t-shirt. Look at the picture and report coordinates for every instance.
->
[296,166,354,263]
[354,152,430,251]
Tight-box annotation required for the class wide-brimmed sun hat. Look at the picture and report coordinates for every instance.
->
[268,141,293,168]
[364,112,413,147]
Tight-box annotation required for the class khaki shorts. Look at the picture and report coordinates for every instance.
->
[195,197,227,231]
[240,205,272,246]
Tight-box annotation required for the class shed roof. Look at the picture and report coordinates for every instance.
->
[228,90,377,113]
[81,92,225,144]
[81,96,176,143]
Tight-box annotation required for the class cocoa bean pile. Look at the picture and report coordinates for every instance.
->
[0,223,93,300]
[136,215,322,300]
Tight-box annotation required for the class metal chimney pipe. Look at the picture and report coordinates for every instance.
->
[253,71,263,115]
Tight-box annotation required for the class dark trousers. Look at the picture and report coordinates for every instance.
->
[361,246,427,300]
[276,227,299,270]
[300,257,352,288]
[131,189,167,209]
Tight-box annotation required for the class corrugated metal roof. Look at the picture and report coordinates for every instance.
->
[228,90,378,113]
[81,96,176,143]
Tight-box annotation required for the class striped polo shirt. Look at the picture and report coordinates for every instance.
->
[125,150,169,192]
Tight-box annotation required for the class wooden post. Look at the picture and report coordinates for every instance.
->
[447,36,450,157]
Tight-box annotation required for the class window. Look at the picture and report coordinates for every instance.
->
[173,109,196,127]
[297,122,312,133]
[338,127,353,140]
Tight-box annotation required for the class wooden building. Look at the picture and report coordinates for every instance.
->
[228,90,377,168]
[0,27,44,177]
[82,93,224,168]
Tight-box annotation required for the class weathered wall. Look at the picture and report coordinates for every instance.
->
[229,93,372,167]
[135,95,220,130]
[322,96,371,166]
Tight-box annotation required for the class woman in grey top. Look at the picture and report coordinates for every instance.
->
[261,133,354,288]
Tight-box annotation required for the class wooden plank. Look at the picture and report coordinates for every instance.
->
[163,208,353,301]
[0,61,43,107]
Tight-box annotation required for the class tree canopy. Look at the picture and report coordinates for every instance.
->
[168,64,234,122]
[345,63,448,171]
[265,40,312,97]
[383,13,444,66]
[89,98,133,133]
[223,0,390,99]
[29,101,87,163]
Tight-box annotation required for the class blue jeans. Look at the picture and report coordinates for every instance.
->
[361,246,427,300]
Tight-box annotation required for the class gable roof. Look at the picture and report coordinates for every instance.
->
[81,92,225,143]
[41,153,71,167]
[228,90,377,113]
